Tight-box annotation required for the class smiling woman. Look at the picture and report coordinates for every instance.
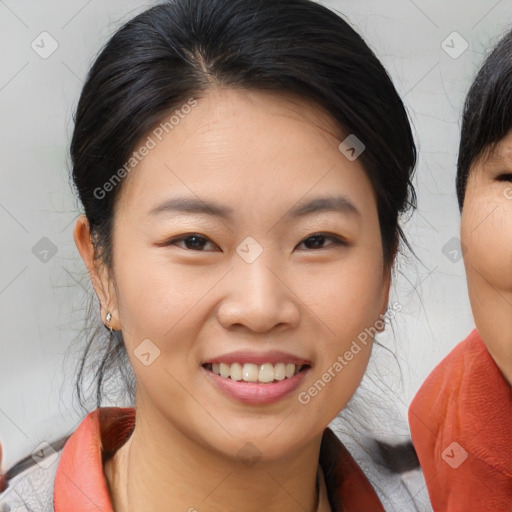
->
[0,0,422,511]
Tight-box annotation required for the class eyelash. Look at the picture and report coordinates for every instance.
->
[165,232,348,252]
[497,173,512,182]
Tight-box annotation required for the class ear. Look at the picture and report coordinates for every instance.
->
[73,214,121,330]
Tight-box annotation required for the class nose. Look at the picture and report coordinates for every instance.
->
[216,253,300,334]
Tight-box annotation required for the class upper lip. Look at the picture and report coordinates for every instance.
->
[202,350,312,366]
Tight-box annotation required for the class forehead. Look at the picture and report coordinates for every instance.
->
[115,87,375,216]
[473,131,512,171]
[190,87,342,133]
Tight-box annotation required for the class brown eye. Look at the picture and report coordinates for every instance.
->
[296,233,347,251]
[166,234,219,251]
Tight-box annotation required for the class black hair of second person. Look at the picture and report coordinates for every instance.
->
[457,28,512,209]
[2,0,422,494]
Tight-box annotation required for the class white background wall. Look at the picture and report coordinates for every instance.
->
[0,0,510,469]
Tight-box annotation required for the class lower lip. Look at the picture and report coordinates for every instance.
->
[202,366,310,405]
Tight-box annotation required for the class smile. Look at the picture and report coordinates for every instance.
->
[203,362,310,384]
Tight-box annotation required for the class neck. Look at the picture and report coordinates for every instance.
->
[104,403,324,512]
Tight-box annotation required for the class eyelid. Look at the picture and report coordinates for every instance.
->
[165,233,219,251]
[296,232,349,250]
[163,232,349,252]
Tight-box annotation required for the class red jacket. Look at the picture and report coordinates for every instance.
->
[409,329,512,511]
[50,406,386,511]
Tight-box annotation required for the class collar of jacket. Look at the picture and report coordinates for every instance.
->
[53,406,385,512]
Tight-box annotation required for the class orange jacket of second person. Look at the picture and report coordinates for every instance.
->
[409,329,512,511]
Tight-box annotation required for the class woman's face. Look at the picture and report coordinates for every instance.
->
[77,87,390,461]
[461,132,512,386]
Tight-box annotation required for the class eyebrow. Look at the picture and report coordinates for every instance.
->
[148,195,360,220]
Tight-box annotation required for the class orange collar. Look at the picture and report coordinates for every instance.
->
[54,407,384,511]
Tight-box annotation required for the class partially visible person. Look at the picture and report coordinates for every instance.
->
[409,28,512,512]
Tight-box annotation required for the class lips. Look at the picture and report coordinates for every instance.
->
[201,351,312,403]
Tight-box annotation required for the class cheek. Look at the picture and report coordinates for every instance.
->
[113,246,217,352]
[296,255,385,413]
[322,270,384,339]
[461,198,512,292]
[112,248,212,414]
[297,302,375,423]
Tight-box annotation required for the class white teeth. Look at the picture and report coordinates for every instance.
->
[208,362,304,383]
[220,363,230,379]
[258,363,275,383]
[274,363,286,381]
[230,362,243,381]
[242,363,259,382]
